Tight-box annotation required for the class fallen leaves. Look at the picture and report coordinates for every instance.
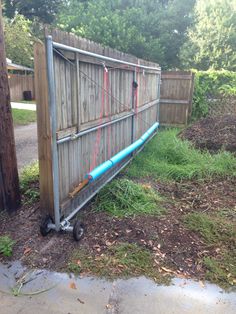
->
[23,247,32,255]
[69,282,77,290]
[106,304,113,310]
[105,240,115,247]
[161,266,174,274]
[199,280,205,288]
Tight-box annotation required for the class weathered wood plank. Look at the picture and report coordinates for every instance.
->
[56,126,77,140]
[34,42,54,217]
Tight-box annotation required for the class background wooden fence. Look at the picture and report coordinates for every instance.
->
[160,71,194,125]
[35,30,161,221]
[9,74,35,101]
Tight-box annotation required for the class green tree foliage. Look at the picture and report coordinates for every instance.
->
[57,0,195,69]
[181,0,236,71]
[3,0,64,24]
[4,15,34,67]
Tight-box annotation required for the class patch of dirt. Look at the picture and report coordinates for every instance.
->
[180,115,236,153]
[1,176,236,284]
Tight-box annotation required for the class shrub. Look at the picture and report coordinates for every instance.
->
[192,70,236,120]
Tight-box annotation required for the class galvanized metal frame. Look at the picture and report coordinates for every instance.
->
[45,36,61,231]
[57,112,134,145]
[45,35,161,233]
[63,131,157,224]
[53,41,161,72]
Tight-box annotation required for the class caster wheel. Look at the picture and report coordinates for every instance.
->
[40,215,53,236]
[73,220,84,241]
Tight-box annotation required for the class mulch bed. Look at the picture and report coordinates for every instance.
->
[179,115,236,153]
[1,177,235,281]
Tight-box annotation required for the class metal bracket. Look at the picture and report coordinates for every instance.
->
[60,220,73,232]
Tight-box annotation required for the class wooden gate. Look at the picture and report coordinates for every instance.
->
[160,71,194,126]
[34,30,161,233]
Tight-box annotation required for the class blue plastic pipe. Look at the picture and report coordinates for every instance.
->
[86,122,159,182]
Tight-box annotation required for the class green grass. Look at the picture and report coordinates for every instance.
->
[0,236,15,257]
[68,242,170,283]
[93,178,165,217]
[12,108,36,125]
[183,212,235,244]
[203,253,236,288]
[20,162,39,204]
[126,129,236,181]
[16,100,36,104]
[183,211,236,288]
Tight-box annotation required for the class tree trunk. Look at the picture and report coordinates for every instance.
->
[0,1,21,212]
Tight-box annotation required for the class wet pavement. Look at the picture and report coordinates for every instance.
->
[0,261,235,314]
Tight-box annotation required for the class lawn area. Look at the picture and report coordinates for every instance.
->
[12,108,37,125]
[0,128,236,289]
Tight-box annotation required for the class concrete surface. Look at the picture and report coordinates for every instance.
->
[14,123,38,170]
[0,261,235,314]
[11,102,36,111]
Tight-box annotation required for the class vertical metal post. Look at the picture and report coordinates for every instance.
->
[46,36,60,231]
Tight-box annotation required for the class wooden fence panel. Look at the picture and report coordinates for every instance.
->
[35,29,161,219]
[9,74,35,101]
[160,71,194,125]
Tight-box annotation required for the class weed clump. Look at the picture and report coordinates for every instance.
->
[93,178,165,217]
[0,236,15,257]
[20,162,39,204]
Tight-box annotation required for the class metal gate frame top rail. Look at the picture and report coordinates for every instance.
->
[52,39,161,72]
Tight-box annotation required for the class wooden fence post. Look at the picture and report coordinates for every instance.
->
[34,41,54,217]
[0,1,21,212]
